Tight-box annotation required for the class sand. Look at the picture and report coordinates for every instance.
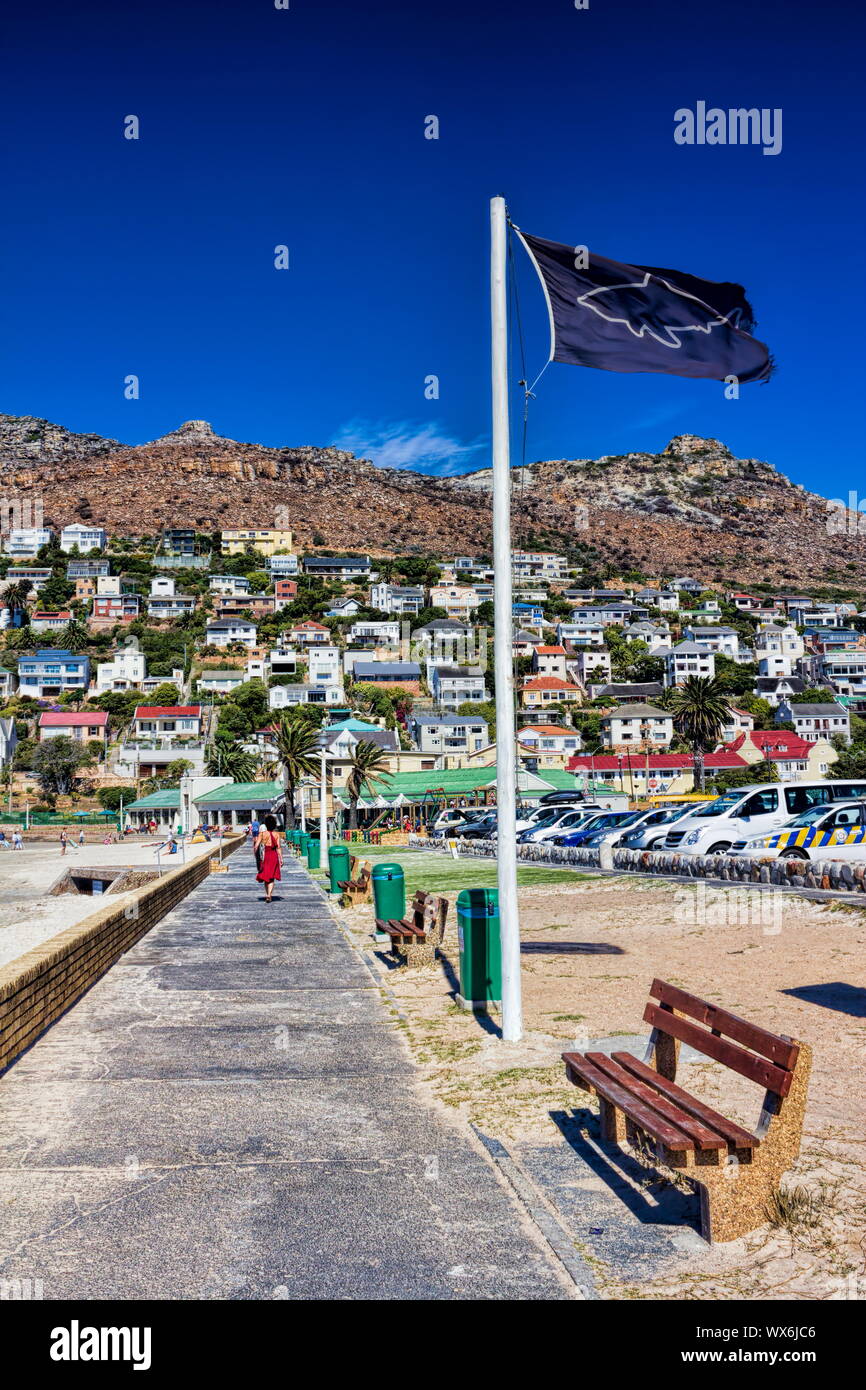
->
[340,870,866,1299]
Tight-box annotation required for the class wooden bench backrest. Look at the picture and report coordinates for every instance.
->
[357,861,371,884]
[644,979,799,1098]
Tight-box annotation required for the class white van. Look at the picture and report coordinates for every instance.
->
[661,780,866,855]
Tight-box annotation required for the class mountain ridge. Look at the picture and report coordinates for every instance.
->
[0,413,861,589]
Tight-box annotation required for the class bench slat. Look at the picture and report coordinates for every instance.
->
[644,1003,793,1097]
[650,979,799,1071]
[585,1053,728,1151]
[562,1052,696,1151]
[611,1052,759,1151]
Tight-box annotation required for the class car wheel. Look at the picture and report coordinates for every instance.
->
[707,842,732,854]
[781,848,809,860]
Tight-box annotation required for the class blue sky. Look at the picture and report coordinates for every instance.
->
[1,0,864,498]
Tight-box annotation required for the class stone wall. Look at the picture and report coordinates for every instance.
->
[0,836,243,1073]
[408,835,866,896]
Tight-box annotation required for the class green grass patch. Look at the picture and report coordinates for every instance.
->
[333,846,591,893]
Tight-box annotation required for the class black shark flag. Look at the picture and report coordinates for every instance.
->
[518,232,772,383]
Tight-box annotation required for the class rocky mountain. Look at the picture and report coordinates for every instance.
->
[0,414,861,589]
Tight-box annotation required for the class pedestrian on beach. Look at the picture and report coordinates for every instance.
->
[12,830,23,850]
[0,830,8,850]
[78,828,85,846]
[254,814,282,903]
[60,829,68,856]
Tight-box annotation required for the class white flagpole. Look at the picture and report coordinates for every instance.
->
[490,195,523,1043]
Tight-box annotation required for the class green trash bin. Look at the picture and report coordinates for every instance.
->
[372,863,405,925]
[290,829,302,853]
[306,838,321,870]
[328,843,350,893]
[298,832,310,858]
[456,888,502,1011]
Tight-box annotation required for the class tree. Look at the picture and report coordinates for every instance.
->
[670,676,731,792]
[33,736,95,798]
[97,785,137,811]
[271,714,320,828]
[61,618,91,651]
[205,743,258,782]
[148,682,182,706]
[345,739,391,830]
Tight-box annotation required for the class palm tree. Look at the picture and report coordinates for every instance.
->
[205,742,258,782]
[61,618,90,652]
[670,676,731,792]
[345,739,391,830]
[271,713,320,828]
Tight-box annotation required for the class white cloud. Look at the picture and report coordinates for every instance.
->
[331,418,488,477]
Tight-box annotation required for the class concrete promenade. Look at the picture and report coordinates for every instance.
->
[0,852,569,1299]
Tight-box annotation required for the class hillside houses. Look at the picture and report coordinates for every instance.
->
[7,525,866,823]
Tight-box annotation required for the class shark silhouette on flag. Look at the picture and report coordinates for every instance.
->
[517,231,773,382]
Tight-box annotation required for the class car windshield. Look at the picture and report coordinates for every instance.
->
[690,793,747,819]
[612,811,644,827]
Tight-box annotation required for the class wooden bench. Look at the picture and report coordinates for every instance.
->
[376,890,448,966]
[338,858,372,904]
[562,978,812,1243]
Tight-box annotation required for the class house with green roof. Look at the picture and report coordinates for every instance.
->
[191,779,284,830]
[124,789,181,831]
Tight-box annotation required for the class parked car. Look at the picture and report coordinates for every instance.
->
[518,807,599,844]
[661,779,866,855]
[618,802,712,851]
[452,814,497,840]
[430,809,477,835]
[515,802,604,833]
[576,809,661,849]
[730,800,866,861]
[552,811,637,848]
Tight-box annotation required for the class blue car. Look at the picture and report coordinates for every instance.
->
[552,811,635,848]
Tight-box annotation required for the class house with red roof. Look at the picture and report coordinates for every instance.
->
[520,675,583,709]
[531,645,570,681]
[38,710,110,747]
[566,748,749,795]
[132,705,203,740]
[726,730,838,781]
[30,610,72,633]
[287,620,331,645]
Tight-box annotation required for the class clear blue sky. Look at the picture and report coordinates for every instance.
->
[2,0,864,497]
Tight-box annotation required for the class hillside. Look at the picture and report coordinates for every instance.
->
[1,414,862,589]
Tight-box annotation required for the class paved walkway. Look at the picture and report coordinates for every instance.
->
[0,853,569,1299]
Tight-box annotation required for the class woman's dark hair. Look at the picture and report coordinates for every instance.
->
[264,814,277,831]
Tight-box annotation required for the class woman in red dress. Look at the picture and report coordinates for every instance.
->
[254,814,283,902]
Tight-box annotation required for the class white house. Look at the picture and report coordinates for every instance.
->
[532,645,569,680]
[409,713,489,755]
[94,646,147,693]
[307,645,342,687]
[369,582,425,616]
[600,703,673,750]
[777,700,851,745]
[682,625,739,658]
[557,621,606,648]
[209,574,251,596]
[348,619,401,647]
[573,649,612,685]
[205,618,258,649]
[268,683,344,709]
[4,528,54,558]
[663,642,716,687]
[431,665,487,708]
[196,670,249,695]
[59,524,107,553]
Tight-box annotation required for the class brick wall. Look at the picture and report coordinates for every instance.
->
[0,836,244,1073]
